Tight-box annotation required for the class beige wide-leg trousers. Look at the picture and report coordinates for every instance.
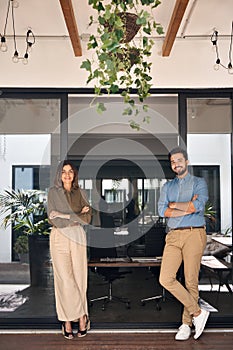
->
[50,226,88,322]
[159,227,207,326]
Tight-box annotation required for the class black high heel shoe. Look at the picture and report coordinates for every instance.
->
[77,315,90,338]
[62,321,74,340]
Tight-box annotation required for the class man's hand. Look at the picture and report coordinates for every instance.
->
[168,202,176,209]
[192,194,198,201]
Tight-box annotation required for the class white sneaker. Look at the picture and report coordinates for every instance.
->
[192,308,210,339]
[175,324,191,340]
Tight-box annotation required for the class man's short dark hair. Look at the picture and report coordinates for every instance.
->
[168,147,188,161]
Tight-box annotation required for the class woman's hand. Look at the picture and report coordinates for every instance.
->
[81,206,89,214]
[49,210,70,220]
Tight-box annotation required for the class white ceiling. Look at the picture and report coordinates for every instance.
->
[1,0,232,55]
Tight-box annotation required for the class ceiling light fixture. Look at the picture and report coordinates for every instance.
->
[0,0,35,64]
[211,22,233,74]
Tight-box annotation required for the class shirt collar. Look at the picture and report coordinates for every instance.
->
[176,172,191,182]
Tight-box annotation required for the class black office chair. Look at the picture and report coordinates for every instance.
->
[88,228,131,310]
[140,225,167,310]
[100,213,115,228]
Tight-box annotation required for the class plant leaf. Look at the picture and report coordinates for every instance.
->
[96,102,106,114]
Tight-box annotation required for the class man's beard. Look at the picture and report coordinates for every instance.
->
[174,166,187,176]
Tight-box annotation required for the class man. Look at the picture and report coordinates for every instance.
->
[158,147,209,341]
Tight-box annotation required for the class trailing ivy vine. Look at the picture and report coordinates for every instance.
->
[81,0,163,130]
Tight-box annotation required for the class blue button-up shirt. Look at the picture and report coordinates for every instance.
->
[158,173,208,229]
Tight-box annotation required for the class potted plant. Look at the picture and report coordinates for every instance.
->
[13,234,29,264]
[0,189,51,286]
[204,201,216,233]
[81,0,164,130]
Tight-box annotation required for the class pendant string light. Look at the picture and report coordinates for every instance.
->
[211,21,233,74]
[0,0,35,64]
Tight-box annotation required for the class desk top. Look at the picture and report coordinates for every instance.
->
[211,236,232,247]
[201,256,231,270]
[88,257,161,267]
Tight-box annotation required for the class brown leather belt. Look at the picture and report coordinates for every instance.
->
[169,226,205,231]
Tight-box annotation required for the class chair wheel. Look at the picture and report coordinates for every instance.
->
[141,301,145,306]
[126,302,131,309]
[156,304,161,311]
[102,305,105,311]
[90,302,93,307]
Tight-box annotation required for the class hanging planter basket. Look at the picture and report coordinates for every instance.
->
[81,0,164,127]
[116,47,141,69]
[105,12,141,43]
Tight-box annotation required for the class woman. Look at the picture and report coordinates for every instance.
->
[47,160,92,339]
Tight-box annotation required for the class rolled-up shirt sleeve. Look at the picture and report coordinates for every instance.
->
[192,177,208,213]
[158,182,169,217]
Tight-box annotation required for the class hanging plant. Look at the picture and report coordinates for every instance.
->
[81,0,164,130]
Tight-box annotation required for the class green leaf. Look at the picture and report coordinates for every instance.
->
[96,102,106,114]
[110,84,119,93]
[94,86,101,95]
[143,36,148,47]
[129,120,140,131]
[106,58,114,70]
[136,16,146,26]
[143,116,151,124]
[128,99,135,107]
[143,22,152,35]
[123,107,133,116]
[89,1,105,11]
[80,59,92,72]
[156,25,164,35]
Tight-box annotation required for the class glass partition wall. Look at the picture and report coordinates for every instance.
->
[0,95,61,327]
[187,96,232,325]
[0,91,232,328]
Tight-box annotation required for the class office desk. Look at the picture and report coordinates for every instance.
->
[201,256,232,293]
[88,257,162,268]
[211,236,232,247]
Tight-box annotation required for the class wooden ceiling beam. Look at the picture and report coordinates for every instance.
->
[162,0,189,57]
[59,0,82,57]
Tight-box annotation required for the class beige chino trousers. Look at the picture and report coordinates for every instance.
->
[50,227,88,322]
[159,227,207,326]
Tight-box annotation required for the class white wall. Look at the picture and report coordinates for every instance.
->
[0,38,232,88]
[188,134,232,232]
[0,135,51,262]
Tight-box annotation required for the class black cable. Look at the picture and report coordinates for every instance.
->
[3,0,11,36]
[228,21,233,69]
[11,0,17,53]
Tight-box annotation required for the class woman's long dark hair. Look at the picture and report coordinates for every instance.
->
[54,160,79,189]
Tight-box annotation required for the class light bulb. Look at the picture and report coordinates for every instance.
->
[228,62,233,74]
[23,53,28,65]
[0,37,8,52]
[214,58,220,71]
[12,50,19,63]
[27,43,33,53]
